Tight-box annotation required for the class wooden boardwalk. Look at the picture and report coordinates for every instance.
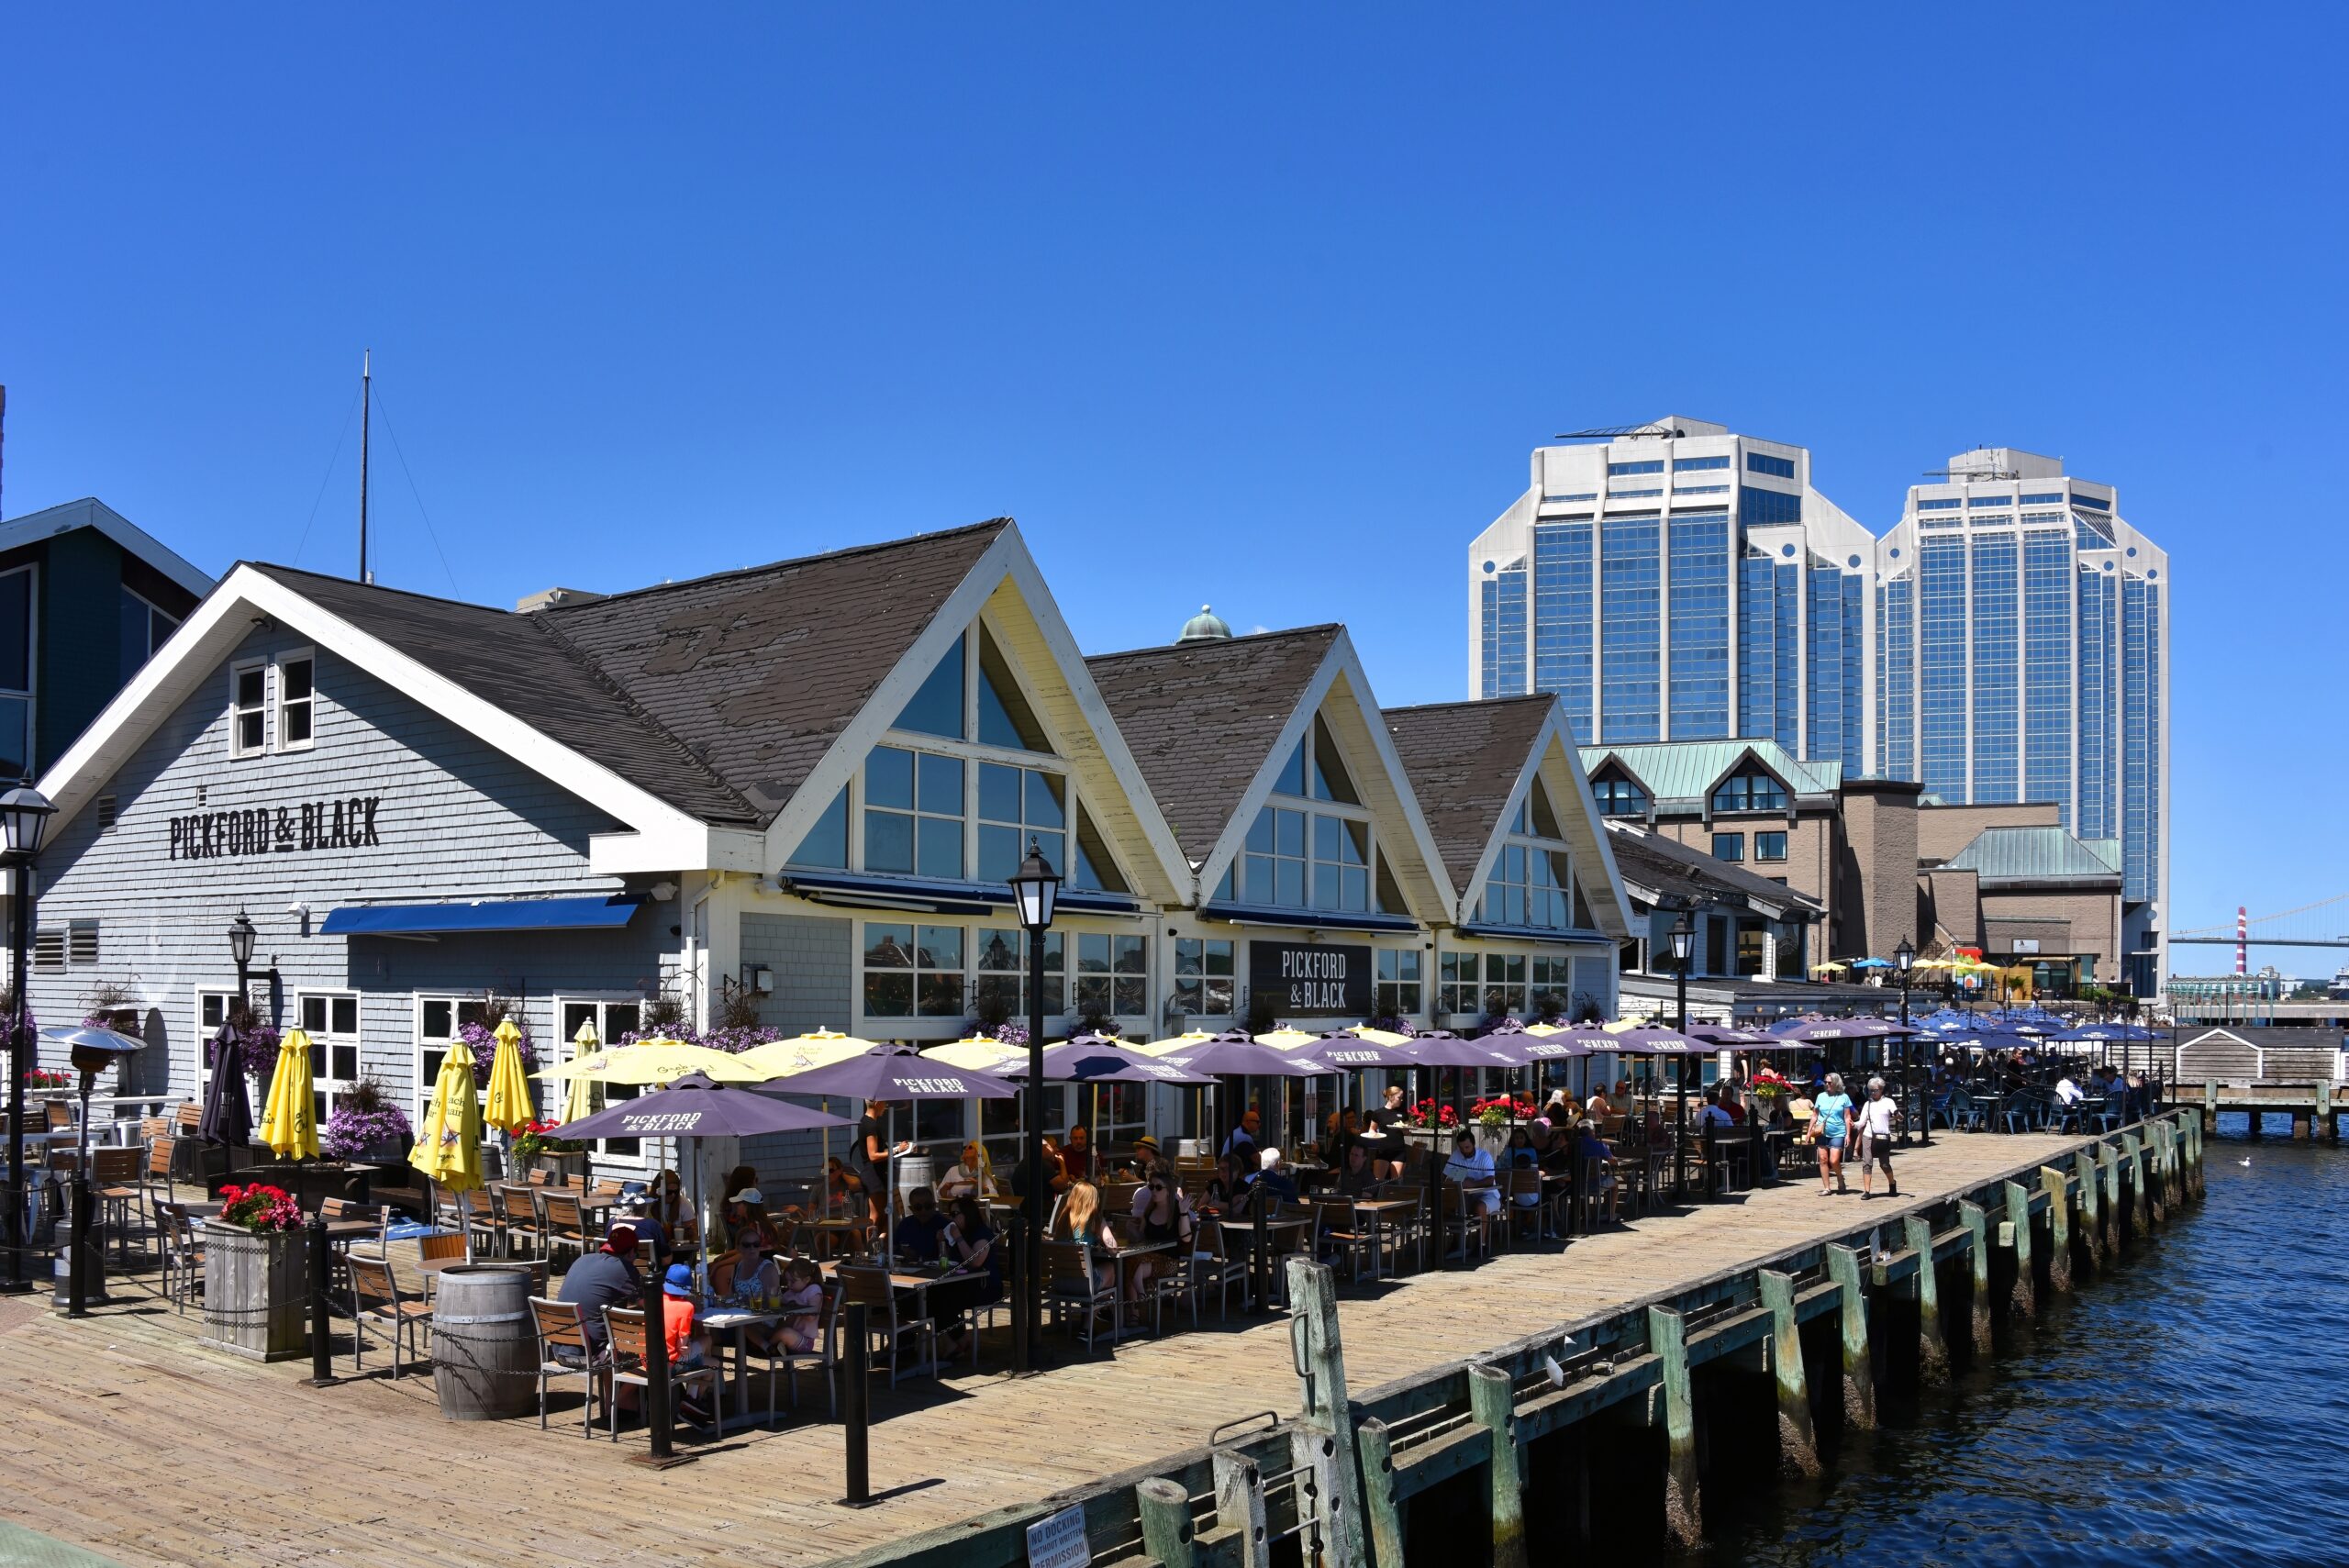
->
[0,1132,2073,1568]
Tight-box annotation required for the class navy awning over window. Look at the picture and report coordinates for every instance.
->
[1197,901,1423,934]
[318,895,645,937]
[780,871,1138,917]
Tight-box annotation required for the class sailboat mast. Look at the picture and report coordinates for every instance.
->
[358,349,372,584]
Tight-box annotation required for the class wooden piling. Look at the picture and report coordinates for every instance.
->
[2098,1143,2121,1257]
[1212,1450,1270,1568]
[1354,1419,1407,1568]
[1647,1305,1701,1550]
[2074,1149,2103,1271]
[2123,1130,2150,1234]
[1824,1243,1876,1429]
[1958,1200,1993,1355]
[1284,1260,1367,1568]
[2189,1111,2208,1196]
[1467,1363,1529,1568]
[2148,1123,2171,1223]
[1137,1477,1196,1568]
[2040,1166,2074,1294]
[1757,1270,1820,1476]
[2003,1179,2036,1318]
[1900,1217,1951,1384]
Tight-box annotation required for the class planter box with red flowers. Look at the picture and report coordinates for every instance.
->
[199,1183,311,1362]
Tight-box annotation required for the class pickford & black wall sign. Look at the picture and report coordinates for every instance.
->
[169,796,384,861]
[1248,940,1372,1016]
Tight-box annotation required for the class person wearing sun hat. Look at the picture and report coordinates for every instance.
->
[1120,1132,1162,1181]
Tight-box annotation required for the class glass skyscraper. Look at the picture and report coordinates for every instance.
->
[1472,428,2168,991]
[1469,417,1875,775]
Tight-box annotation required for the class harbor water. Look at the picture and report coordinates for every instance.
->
[1701,1118,2348,1565]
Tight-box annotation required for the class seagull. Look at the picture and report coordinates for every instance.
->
[2238,1156,2252,1167]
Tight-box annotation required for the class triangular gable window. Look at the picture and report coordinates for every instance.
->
[1309,715,1359,805]
[1071,811,1130,894]
[892,635,965,739]
[1529,776,1563,840]
[976,626,1050,752]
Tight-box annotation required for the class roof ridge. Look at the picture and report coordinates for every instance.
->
[542,517,1015,613]
[1085,623,1341,664]
[1386,695,1555,717]
[245,562,508,617]
[523,609,765,822]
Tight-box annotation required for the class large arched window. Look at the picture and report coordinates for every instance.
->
[1710,769,1787,813]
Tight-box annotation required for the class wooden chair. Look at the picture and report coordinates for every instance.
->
[600,1307,720,1441]
[348,1254,432,1380]
[528,1296,606,1437]
[1309,1197,1375,1284]
[759,1277,843,1419]
[89,1146,146,1262]
[417,1229,468,1287]
[541,1192,589,1271]
[43,1102,73,1133]
[1503,1167,1548,1247]
[1441,1181,1496,1263]
[499,1185,543,1258]
[1189,1220,1251,1320]
[461,1188,502,1255]
[173,1101,204,1137]
[838,1264,933,1385]
[139,1135,178,1241]
[1041,1241,1118,1352]
[157,1202,206,1312]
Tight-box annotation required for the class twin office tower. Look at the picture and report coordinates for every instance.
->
[1467,417,2167,976]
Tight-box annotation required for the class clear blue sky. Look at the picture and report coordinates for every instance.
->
[4,6,2343,958]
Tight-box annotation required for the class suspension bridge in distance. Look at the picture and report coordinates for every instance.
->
[2173,894,2349,954]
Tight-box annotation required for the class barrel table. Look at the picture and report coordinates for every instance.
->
[431,1263,538,1420]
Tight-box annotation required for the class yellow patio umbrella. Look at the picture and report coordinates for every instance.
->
[920,1037,1024,1072]
[562,1018,600,1123]
[1256,1027,1324,1050]
[1336,1023,1415,1047]
[557,1037,767,1085]
[732,1029,885,1080]
[483,1018,536,1133]
[410,1042,485,1194]
[258,1027,320,1160]
[1132,1029,1218,1058]
[1808,961,1850,974]
[1520,1022,1573,1039]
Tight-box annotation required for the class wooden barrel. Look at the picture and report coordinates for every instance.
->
[430,1263,537,1420]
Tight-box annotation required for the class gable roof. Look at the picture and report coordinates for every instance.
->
[1938,825,2123,884]
[0,496,214,598]
[1602,820,1822,921]
[1383,696,1556,893]
[1580,739,1842,804]
[1085,626,1342,864]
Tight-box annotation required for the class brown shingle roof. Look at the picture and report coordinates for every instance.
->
[1085,627,1340,864]
[1602,821,1822,917]
[1383,697,1556,892]
[249,518,1011,829]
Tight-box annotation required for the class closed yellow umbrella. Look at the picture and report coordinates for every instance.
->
[483,1018,535,1133]
[258,1028,320,1160]
[562,1018,600,1124]
[410,1042,484,1194]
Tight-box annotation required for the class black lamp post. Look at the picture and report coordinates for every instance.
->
[228,910,258,1019]
[1669,913,1693,1201]
[1,785,54,1294]
[1008,838,1060,1377]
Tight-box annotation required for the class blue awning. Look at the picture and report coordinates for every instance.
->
[1197,901,1423,934]
[780,871,1138,917]
[1453,922,1614,946]
[318,895,645,937]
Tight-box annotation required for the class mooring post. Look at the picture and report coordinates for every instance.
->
[1138,1477,1197,1568]
[1823,1243,1876,1429]
[1900,1217,1950,1383]
[1958,1200,1993,1355]
[1284,1259,1367,1568]
[2040,1166,2074,1294]
[2122,1130,2149,1236]
[1467,1362,1530,1568]
[1647,1305,1701,1550]
[1354,1418,1407,1568]
[1212,1450,1271,1568]
[2098,1143,2121,1257]
[2147,1123,2171,1225]
[1756,1270,1820,1474]
[2190,1109,2208,1195]
[2074,1150,2103,1272]
[2002,1179,2036,1318]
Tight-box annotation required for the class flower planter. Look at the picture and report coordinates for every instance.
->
[199,1223,310,1362]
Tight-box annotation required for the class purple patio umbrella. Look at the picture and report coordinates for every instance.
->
[763,1047,1022,1223]
[997,1039,1214,1175]
[197,1021,252,1151]
[1767,1018,1919,1041]
[559,1071,857,1140]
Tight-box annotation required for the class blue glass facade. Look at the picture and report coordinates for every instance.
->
[2122,577,2160,902]
[1478,561,1528,700]
[2022,530,2073,817]
[1969,533,2019,802]
[1666,510,1730,739]
[1736,550,1778,742]
[1879,575,1914,781]
[1919,536,1968,799]
[1739,485,1802,526]
[1598,515,1661,741]
[1531,520,1595,738]
[2076,566,2117,840]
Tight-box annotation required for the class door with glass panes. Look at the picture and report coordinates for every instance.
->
[557,997,645,1165]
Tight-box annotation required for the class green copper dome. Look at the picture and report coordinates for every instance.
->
[1176,604,1232,643]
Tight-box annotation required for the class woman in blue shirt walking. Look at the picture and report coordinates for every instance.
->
[1812,1072,1854,1195]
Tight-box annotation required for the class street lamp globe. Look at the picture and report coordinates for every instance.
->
[1894,937,1916,974]
[228,910,258,970]
[1008,840,1061,932]
[1668,915,1693,966]
[0,787,55,860]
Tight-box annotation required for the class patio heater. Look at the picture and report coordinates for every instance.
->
[1,785,54,1294]
[1008,839,1061,1377]
[61,1029,143,1315]
[1669,914,1693,1200]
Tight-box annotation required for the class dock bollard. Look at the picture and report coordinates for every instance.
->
[841,1301,872,1507]
[304,1216,333,1385]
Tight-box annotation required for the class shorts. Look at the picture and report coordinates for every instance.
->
[1858,1132,1894,1172]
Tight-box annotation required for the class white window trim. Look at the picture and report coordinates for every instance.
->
[293,988,361,1118]
[412,993,476,1129]
[273,647,317,755]
[124,584,178,666]
[228,657,269,758]
[194,986,241,1097]
[854,917,978,1029]
[553,994,651,1169]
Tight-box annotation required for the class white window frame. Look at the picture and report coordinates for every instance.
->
[123,584,178,672]
[229,658,269,758]
[1374,947,1422,1018]
[1172,936,1235,1018]
[195,987,241,1099]
[294,989,362,1122]
[1241,717,1383,915]
[553,994,650,1169]
[273,648,317,754]
[412,994,473,1130]
[857,919,973,1024]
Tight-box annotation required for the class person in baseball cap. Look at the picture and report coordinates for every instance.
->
[555,1221,641,1359]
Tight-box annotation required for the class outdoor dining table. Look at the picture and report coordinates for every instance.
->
[1348,1195,1419,1278]
[1204,1215,1312,1307]
[1102,1240,1174,1340]
[696,1300,784,1431]
[818,1260,946,1375]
